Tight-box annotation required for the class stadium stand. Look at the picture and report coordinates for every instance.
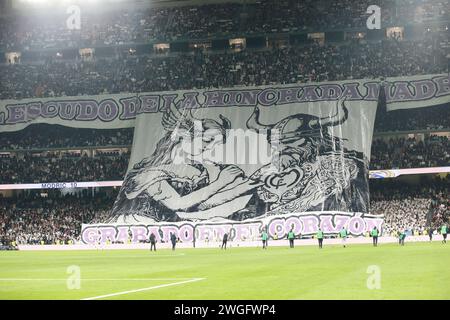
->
[1,37,448,100]
[0,125,133,150]
[0,190,116,245]
[1,177,448,245]
[370,176,450,236]
[0,0,447,50]
[0,0,448,247]
[370,135,450,169]
[0,152,130,183]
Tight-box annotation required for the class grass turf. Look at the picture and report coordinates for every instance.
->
[0,241,449,300]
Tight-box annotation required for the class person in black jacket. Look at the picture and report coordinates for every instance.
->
[221,233,228,250]
[149,233,156,251]
[428,228,433,241]
[170,232,177,251]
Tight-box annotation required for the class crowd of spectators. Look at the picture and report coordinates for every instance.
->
[0,152,129,183]
[0,191,115,245]
[0,0,447,50]
[370,135,450,169]
[1,36,448,100]
[430,190,449,228]
[371,198,430,236]
[374,104,450,133]
[370,176,449,235]
[0,124,133,151]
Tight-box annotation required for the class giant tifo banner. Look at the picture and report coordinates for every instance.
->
[1,74,449,133]
[80,80,382,244]
[385,73,450,111]
[0,92,139,132]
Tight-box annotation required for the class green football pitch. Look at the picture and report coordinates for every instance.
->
[0,242,449,300]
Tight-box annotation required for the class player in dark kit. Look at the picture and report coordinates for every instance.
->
[170,232,177,250]
[221,232,228,249]
[149,232,156,251]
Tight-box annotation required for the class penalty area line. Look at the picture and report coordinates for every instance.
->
[80,278,206,300]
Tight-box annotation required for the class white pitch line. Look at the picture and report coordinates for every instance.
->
[87,253,186,257]
[0,278,196,281]
[81,278,206,300]
[120,253,187,257]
